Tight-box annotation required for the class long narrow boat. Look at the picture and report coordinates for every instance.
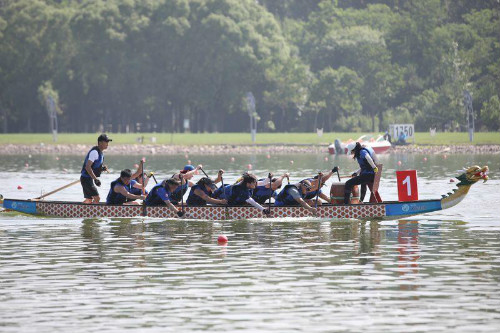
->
[0,166,489,220]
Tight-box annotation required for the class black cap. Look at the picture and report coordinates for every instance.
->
[98,134,112,142]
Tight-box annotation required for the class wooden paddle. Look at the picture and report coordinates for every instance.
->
[179,174,185,217]
[140,160,147,217]
[34,179,80,200]
[314,173,323,208]
[150,173,158,184]
[267,173,272,216]
[200,167,210,178]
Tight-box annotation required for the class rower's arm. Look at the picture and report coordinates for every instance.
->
[196,189,226,205]
[132,182,144,189]
[183,165,202,179]
[85,160,98,180]
[130,162,144,180]
[365,154,377,169]
[296,198,317,214]
[116,185,144,200]
[214,170,224,184]
[321,171,334,183]
[319,192,330,203]
[165,200,179,212]
[245,197,265,211]
[271,173,289,190]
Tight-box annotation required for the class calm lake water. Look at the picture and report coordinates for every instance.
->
[1,153,499,332]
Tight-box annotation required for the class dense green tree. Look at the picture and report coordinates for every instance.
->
[0,0,498,133]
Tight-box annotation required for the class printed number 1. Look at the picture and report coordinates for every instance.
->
[402,175,412,196]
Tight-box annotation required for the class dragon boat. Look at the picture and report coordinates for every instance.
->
[0,166,489,220]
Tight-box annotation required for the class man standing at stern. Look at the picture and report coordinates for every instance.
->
[81,134,112,204]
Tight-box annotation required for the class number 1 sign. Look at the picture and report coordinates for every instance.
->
[396,170,419,202]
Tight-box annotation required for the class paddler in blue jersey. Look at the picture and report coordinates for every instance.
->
[170,164,202,205]
[274,179,317,215]
[252,172,290,204]
[145,178,185,217]
[129,172,153,197]
[106,169,147,205]
[218,173,270,215]
[80,134,111,204]
[344,142,379,204]
[301,167,339,205]
[186,175,227,206]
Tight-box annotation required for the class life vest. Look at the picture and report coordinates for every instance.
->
[128,180,148,196]
[128,180,148,197]
[81,146,103,178]
[145,183,172,206]
[186,184,212,206]
[106,178,131,205]
[252,182,276,204]
[213,184,232,199]
[357,148,375,175]
[302,178,321,200]
[170,181,189,204]
[275,184,304,206]
[227,183,252,205]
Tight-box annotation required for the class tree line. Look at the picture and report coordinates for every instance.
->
[0,0,499,134]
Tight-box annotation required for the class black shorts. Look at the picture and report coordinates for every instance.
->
[81,176,99,199]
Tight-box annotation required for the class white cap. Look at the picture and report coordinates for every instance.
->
[346,142,356,154]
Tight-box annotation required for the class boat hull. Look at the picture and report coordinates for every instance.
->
[2,198,443,221]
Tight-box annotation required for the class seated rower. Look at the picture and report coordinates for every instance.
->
[252,172,290,204]
[302,167,338,205]
[186,177,227,206]
[274,180,317,215]
[170,164,202,205]
[106,169,147,205]
[227,173,270,215]
[344,142,378,204]
[129,172,153,197]
[145,178,184,216]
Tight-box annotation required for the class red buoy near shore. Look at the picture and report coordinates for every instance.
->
[218,235,228,244]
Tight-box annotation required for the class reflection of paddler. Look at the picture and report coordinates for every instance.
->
[330,181,360,205]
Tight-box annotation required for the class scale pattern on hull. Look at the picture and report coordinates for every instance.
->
[35,202,386,219]
[38,202,142,218]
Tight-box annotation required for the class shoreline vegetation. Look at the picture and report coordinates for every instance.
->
[0,131,499,155]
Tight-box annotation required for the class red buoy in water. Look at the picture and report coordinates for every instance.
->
[397,161,402,166]
[17,185,23,190]
[247,164,252,170]
[218,235,228,244]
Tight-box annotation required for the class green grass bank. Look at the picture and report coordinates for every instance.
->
[0,132,499,146]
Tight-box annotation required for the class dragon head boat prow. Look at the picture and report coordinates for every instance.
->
[457,165,489,185]
[441,165,489,210]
